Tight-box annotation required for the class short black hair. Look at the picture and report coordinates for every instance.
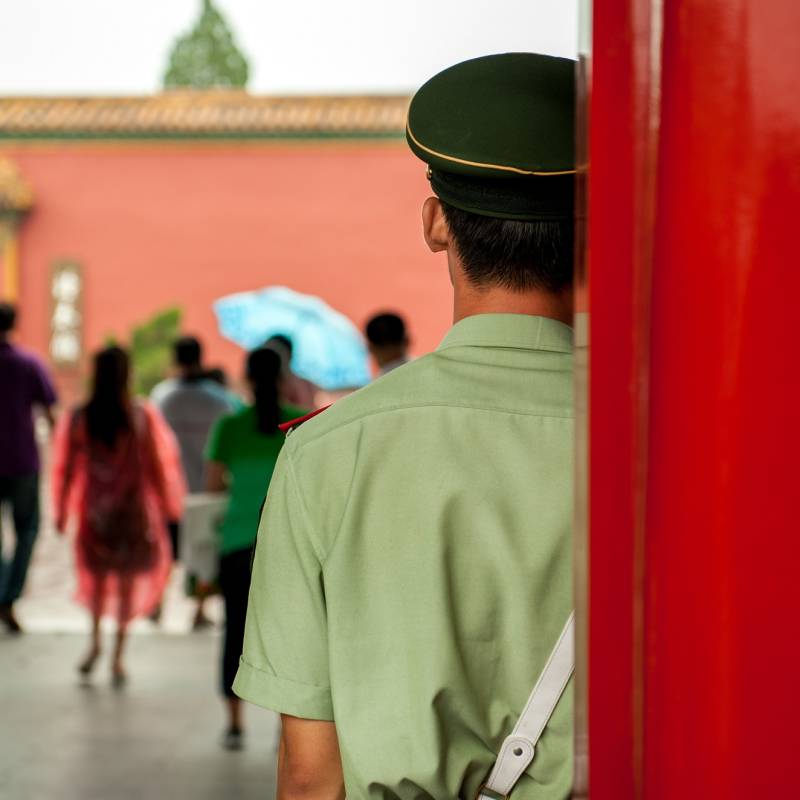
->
[204,366,228,386]
[441,202,574,293]
[173,335,202,367]
[0,302,17,333]
[365,313,407,347]
[267,334,293,357]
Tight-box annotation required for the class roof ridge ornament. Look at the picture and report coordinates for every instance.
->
[163,0,250,91]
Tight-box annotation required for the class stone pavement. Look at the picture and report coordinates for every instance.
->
[1,469,280,799]
[0,632,280,800]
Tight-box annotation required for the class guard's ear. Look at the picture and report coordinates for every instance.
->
[422,197,449,253]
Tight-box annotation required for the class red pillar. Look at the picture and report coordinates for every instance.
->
[588,1,800,797]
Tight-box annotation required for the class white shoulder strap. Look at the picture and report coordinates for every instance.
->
[478,612,575,800]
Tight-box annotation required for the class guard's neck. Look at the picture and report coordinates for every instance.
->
[453,283,574,326]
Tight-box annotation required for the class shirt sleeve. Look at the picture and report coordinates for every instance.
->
[204,415,230,465]
[233,446,333,720]
[31,358,57,407]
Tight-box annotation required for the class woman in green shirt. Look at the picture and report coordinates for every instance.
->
[205,346,306,750]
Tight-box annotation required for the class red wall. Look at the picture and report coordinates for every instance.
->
[3,140,452,396]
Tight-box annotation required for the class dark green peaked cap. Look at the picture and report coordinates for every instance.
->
[406,52,576,220]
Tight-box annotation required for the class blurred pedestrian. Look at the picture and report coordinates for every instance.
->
[151,336,236,628]
[364,312,411,375]
[264,334,318,408]
[52,346,184,685]
[205,346,306,750]
[151,336,237,491]
[203,365,244,410]
[0,302,58,634]
[204,366,228,386]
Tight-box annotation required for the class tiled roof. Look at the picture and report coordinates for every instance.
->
[0,92,410,139]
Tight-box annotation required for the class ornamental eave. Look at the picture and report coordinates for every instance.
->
[0,93,410,140]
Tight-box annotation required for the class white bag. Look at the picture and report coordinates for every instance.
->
[180,493,227,583]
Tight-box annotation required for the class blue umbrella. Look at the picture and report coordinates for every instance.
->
[214,286,371,390]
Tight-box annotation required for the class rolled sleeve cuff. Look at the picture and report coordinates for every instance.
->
[233,657,334,721]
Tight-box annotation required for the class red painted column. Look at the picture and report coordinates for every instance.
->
[644,1,800,796]
[589,0,800,797]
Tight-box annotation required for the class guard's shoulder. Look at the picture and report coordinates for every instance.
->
[283,353,438,449]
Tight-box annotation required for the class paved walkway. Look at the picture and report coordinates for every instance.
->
[1,465,280,799]
[0,632,280,799]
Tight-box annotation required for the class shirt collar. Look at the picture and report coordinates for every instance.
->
[437,313,573,354]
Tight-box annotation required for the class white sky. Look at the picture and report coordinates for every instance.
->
[0,0,578,95]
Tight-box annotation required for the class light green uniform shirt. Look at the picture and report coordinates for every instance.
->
[234,314,574,799]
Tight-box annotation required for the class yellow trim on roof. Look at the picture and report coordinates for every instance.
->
[406,123,576,177]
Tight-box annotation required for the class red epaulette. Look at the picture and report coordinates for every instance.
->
[278,405,332,434]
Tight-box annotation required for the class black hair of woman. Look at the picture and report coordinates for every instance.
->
[85,346,132,448]
[246,347,283,435]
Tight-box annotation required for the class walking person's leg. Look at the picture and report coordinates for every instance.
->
[190,539,213,631]
[0,477,8,608]
[0,474,41,633]
[112,573,133,686]
[218,548,252,750]
[79,571,105,677]
[149,519,180,625]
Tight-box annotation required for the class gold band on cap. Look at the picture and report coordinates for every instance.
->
[406,123,576,177]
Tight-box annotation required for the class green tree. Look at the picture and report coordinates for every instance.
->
[163,0,250,90]
[130,307,183,397]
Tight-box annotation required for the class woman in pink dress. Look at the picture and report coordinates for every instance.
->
[52,346,184,685]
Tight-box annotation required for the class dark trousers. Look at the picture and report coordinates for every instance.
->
[0,474,40,606]
[218,547,253,698]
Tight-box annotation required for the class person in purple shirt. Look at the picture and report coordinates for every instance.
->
[0,302,57,633]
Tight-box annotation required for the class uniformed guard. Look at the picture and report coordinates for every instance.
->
[234,52,576,799]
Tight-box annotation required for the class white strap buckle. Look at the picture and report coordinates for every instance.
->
[480,612,575,798]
